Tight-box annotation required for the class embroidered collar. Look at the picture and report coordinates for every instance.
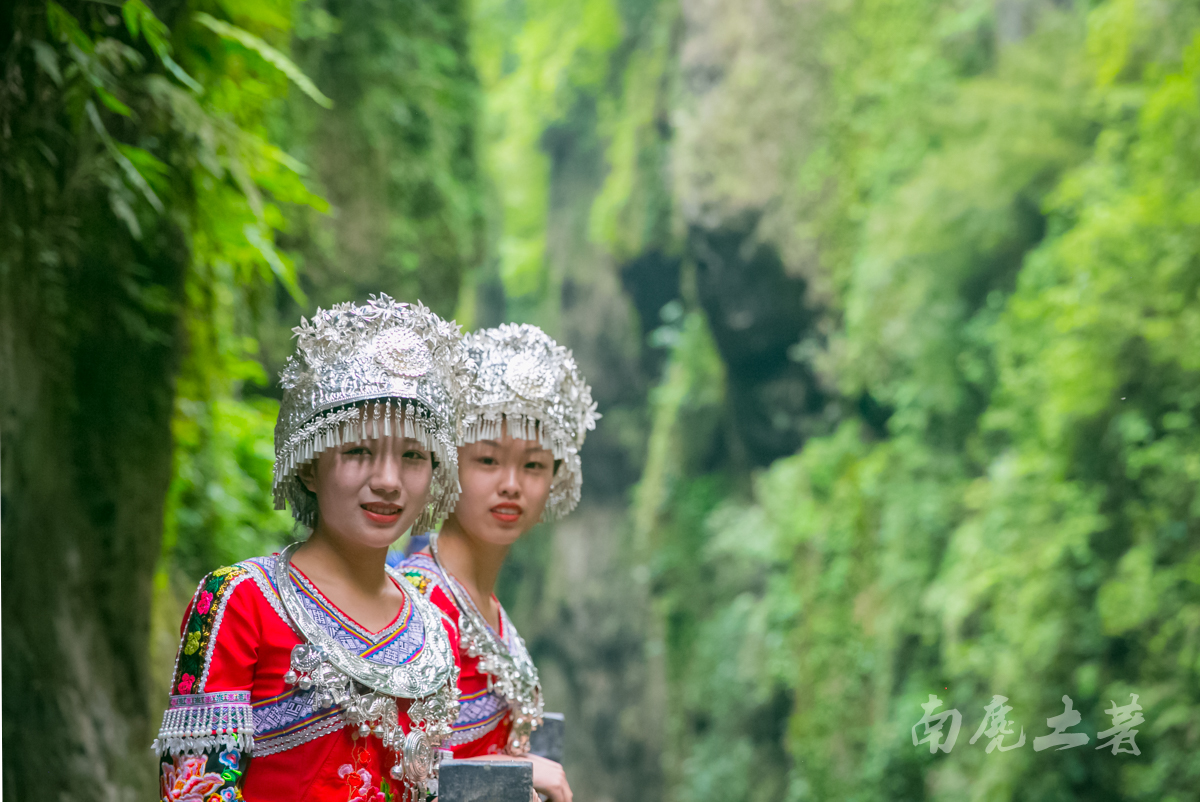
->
[289,564,415,648]
[274,543,455,699]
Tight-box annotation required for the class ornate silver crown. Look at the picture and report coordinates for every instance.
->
[460,324,598,521]
[273,296,475,531]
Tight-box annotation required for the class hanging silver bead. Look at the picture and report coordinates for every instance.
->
[283,670,298,685]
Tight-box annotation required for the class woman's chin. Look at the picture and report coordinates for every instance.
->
[335,523,413,552]
[471,523,525,548]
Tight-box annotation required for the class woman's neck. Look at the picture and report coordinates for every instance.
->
[292,526,391,596]
[433,516,510,629]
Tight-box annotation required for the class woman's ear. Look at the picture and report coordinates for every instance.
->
[299,460,318,493]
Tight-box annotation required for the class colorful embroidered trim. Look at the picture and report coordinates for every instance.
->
[250,685,347,757]
[445,688,508,747]
[239,556,300,636]
[153,691,254,757]
[172,566,251,696]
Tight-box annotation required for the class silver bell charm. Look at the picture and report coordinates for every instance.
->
[358,723,371,738]
[298,676,313,691]
[390,764,405,780]
[283,670,298,685]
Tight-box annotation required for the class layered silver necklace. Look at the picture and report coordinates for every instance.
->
[429,533,544,755]
[274,543,460,800]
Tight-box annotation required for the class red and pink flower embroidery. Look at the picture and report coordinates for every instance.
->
[161,755,225,802]
[177,673,196,694]
[338,764,385,802]
[196,590,215,616]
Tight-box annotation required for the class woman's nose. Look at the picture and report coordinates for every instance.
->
[370,450,403,493]
[498,464,521,495]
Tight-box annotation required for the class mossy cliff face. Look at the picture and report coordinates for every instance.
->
[476,1,828,798]
[480,1,1200,801]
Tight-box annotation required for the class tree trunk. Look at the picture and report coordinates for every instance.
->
[1,110,188,802]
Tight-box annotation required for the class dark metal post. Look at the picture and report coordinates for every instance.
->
[438,760,533,802]
[528,712,565,764]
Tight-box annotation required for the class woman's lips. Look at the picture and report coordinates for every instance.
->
[362,503,402,524]
[490,504,522,523]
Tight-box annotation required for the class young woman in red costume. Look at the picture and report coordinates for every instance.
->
[396,324,597,802]
[155,297,473,802]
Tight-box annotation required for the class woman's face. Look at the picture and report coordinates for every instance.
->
[450,433,555,547]
[301,434,434,550]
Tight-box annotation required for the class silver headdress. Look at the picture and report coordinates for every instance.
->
[460,324,598,521]
[273,295,474,532]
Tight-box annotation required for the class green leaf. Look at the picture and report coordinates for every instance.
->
[193,12,333,108]
[30,40,63,86]
[161,53,203,93]
[242,224,307,305]
[95,86,132,116]
[117,144,170,192]
[46,2,92,53]
[122,0,170,57]
[86,100,163,212]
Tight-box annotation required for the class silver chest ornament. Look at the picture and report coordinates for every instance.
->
[430,534,544,755]
[274,544,460,799]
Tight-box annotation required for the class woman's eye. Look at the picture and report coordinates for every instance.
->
[403,450,428,460]
[344,447,369,456]
[478,456,497,465]
[526,461,547,471]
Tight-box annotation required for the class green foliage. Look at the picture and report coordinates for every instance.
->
[472,0,621,301]
[283,0,485,320]
[155,0,328,582]
[631,1,1200,800]
[4,0,323,592]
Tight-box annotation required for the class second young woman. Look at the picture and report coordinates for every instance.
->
[395,324,597,802]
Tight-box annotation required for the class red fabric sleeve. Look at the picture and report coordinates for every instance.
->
[200,576,262,693]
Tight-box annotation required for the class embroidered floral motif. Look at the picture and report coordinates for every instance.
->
[161,755,225,802]
[196,590,214,616]
[400,569,431,596]
[339,764,385,802]
[172,567,249,695]
[158,739,247,801]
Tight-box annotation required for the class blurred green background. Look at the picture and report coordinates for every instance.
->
[3,0,1200,799]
